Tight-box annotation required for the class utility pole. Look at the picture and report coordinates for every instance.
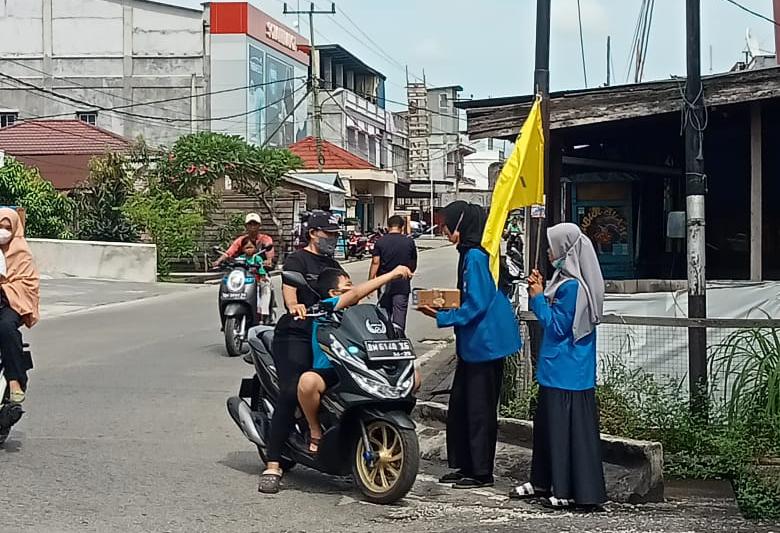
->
[284,2,336,172]
[606,36,611,86]
[684,0,708,412]
[528,0,551,272]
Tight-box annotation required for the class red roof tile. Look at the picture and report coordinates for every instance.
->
[0,120,131,156]
[288,136,376,170]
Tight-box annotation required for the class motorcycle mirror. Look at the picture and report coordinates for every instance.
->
[282,271,315,293]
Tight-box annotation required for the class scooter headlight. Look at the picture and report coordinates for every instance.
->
[227,271,246,292]
[352,372,405,400]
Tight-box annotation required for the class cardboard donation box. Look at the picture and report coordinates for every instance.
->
[413,288,461,309]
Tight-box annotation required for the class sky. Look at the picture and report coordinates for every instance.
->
[173,0,778,110]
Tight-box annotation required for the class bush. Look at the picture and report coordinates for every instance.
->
[0,156,73,238]
[73,153,139,242]
[124,186,209,277]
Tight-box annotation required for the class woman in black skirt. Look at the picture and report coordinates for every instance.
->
[510,222,606,510]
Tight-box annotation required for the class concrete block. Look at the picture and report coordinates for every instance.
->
[29,238,157,283]
[413,401,664,503]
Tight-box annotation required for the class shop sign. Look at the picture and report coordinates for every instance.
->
[266,21,297,52]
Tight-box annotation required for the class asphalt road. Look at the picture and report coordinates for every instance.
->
[3,245,776,532]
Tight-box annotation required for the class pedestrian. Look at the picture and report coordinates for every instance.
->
[0,208,40,404]
[418,201,521,489]
[369,215,417,332]
[259,210,342,494]
[509,222,607,511]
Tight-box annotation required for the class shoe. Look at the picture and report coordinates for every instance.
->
[438,471,467,483]
[8,390,24,404]
[453,476,494,489]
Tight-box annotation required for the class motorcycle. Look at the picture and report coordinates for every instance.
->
[216,245,277,357]
[227,271,419,504]
[346,231,368,259]
[0,342,31,447]
[365,230,384,255]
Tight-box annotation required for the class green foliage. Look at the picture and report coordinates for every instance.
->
[0,156,73,238]
[124,184,209,277]
[158,131,302,199]
[73,152,139,242]
[710,327,780,425]
[217,212,247,251]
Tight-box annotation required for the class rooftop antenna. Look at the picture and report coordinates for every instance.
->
[746,28,760,61]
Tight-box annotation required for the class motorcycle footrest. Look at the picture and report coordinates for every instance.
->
[239,377,257,399]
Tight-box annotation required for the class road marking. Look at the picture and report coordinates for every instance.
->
[415,339,452,368]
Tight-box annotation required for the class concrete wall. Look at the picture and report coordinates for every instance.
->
[0,0,207,146]
[29,238,157,283]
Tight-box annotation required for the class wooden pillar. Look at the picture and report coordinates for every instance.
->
[750,103,763,281]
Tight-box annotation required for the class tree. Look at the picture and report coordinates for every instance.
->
[73,152,139,242]
[0,157,73,238]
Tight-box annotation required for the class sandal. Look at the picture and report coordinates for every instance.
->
[308,435,321,455]
[541,496,575,510]
[258,469,282,494]
[8,390,25,404]
[509,482,550,500]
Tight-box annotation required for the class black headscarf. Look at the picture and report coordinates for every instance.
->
[441,201,487,290]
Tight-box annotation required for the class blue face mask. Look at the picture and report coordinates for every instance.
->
[552,258,565,270]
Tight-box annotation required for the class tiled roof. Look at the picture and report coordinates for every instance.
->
[288,136,376,170]
[0,120,131,156]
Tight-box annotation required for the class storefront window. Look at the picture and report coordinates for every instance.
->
[265,55,295,147]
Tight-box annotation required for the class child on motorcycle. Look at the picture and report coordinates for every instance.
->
[297,265,420,454]
[238,238,273,324]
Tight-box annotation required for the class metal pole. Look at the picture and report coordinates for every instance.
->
[529,0,551,271]
[684,0,708,412]
[606,36,611,86]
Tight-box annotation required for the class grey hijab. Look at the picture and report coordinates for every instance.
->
[544,223,605,341]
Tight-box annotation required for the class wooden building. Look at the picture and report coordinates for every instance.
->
[457,66,780,281]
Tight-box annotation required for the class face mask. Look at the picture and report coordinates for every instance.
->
[0,229,12,245]
[315,235,338,257]
[552,257,565,270]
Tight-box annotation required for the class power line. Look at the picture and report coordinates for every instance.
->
[576,0,588,87]
[721,0,780,26]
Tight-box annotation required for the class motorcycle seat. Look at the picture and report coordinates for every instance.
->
[248,326,276,370]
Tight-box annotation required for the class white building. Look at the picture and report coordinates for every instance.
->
[0,0,309,147]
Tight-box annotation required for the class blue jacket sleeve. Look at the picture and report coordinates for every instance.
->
[530,280,578,340]
[436,251,493,329]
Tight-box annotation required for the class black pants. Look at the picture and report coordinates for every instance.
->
[446,357,504,478]
[0,306,25,385]
[531,386,607,505]
[380,293,410,333]
[266,333,312,463]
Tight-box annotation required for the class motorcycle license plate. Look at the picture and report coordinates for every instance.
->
[364,339,415,361]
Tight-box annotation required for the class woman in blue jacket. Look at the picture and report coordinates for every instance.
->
[510,222,606,510]
[419,201,521,489]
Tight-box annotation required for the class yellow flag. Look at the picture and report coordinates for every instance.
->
[481,98,545,283]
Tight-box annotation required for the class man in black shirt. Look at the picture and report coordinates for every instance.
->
[369,215,418,332]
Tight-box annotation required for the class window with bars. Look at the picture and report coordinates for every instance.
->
[0,112,18,128]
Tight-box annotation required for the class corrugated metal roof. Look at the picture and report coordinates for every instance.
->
[0,120,132,156]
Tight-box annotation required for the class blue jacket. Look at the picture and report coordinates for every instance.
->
[531,279,597,391]
[437,249,521,363]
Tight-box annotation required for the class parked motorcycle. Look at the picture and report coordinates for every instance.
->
[365,230,384,255]
[346,231,368,259]
[216,245,277,357]
[227,271,419,504]
[0,342,31,447]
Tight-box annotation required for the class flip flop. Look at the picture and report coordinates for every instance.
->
[509,482,550,500]
[258,470,282,494]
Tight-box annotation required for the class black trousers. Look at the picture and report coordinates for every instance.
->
[266,333,312,463]
[0,306,25,385]
[531,386,607,505]
[380,293,410,333]
[446,357,504,478]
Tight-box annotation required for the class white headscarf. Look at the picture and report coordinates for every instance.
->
[544,223,605,341]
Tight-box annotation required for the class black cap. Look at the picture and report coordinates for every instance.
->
[305,210,341,232]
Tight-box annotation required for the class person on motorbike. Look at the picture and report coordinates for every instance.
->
[237,238,272,324]
[259,210,342,494]
[0,208,40,404]
[296,265,419,454]
[213,213,275,268]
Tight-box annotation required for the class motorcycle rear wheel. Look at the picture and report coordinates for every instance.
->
[352,420,419,504]
[224,316,248,357]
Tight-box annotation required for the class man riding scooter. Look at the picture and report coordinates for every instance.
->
[214,213,276,323]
